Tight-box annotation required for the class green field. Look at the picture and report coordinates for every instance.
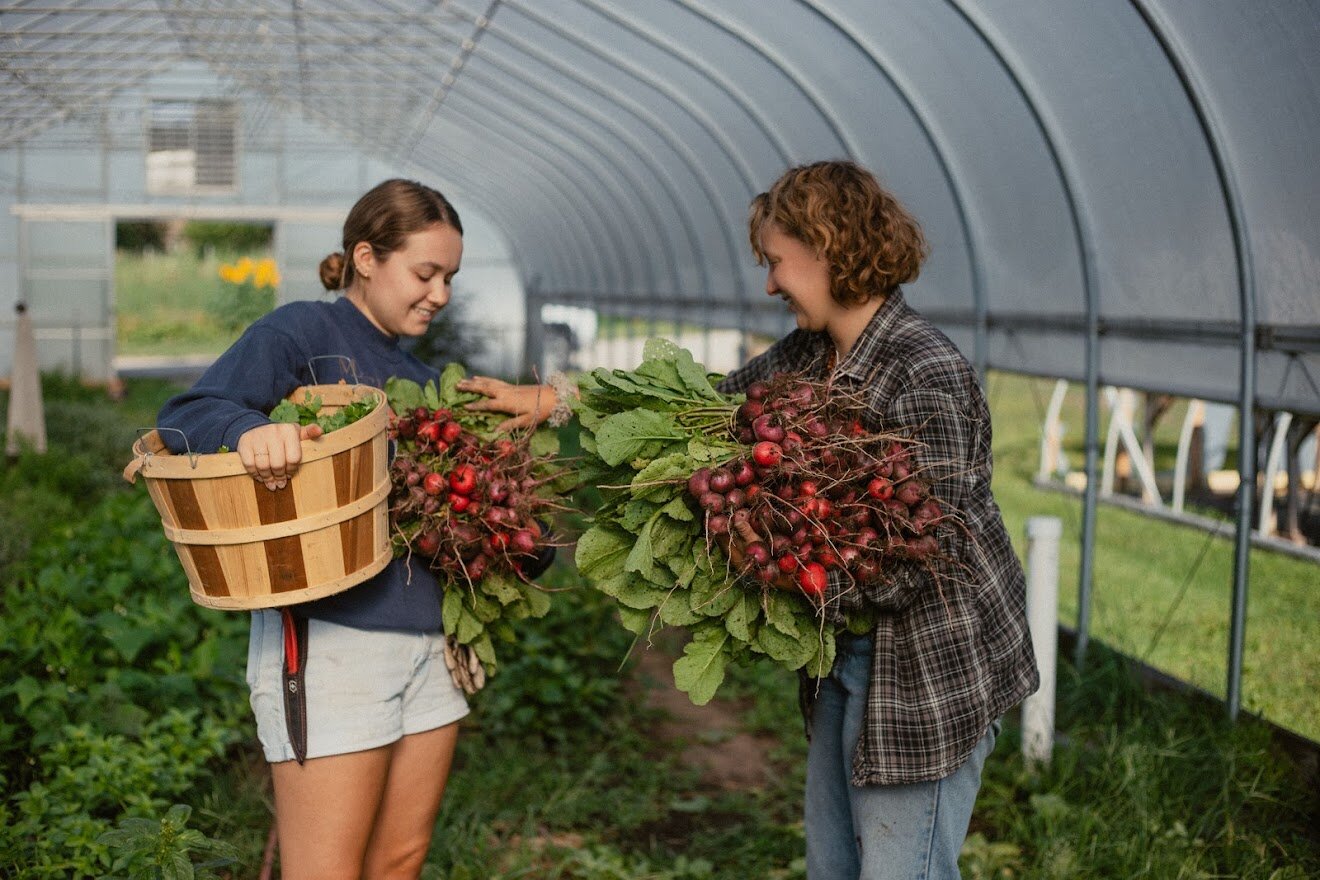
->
[984,372,1318,742]
[115,248,269,356]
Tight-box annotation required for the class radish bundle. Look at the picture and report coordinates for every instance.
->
[574,340,952,704]
[386,364,569,682]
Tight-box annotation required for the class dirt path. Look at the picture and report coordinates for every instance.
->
[631,646,781,792]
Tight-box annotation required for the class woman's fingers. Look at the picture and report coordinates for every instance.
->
[456,375,507,397]
[238,422,318,491]
[732,519,764,547]
[459,377,556,425]
[458,375,512,413]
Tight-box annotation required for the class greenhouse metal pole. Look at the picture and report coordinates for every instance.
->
[946,0,1101,668]
[524,280,544,382]
[800,0,988,381]
[1129,0,1257,719]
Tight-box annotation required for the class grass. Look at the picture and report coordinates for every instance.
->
[984,372,1320,743]
[969,644,1319,879]
[115,248,268,356]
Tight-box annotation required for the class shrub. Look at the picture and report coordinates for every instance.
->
[115,221,167,253]
[182,221,272,256]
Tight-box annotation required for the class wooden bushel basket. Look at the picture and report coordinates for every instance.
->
[124,385,392,610]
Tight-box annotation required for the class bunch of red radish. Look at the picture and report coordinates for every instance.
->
[389,406,559,584]
[687,375,947,599]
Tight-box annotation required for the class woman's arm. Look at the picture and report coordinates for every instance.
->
[456,374,574,431]
[157,322,321,489]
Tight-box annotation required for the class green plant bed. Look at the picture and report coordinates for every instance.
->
[971,645,1319,879]
[3,373,1316,877]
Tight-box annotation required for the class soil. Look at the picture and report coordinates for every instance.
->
[630,645,781,792]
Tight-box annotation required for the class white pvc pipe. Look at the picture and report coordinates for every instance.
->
[1259,411,1292,536]
[1172,399,1205,514]
[1038,378,1070,482]
[1022,515,1062,768]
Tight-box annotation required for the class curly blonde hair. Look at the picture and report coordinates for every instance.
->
[748,161,927,306]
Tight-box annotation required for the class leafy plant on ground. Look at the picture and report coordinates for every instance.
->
[1,377,260,876]
[100,804,239,880]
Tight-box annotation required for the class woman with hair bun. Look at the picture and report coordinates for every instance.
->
[157,179,528,877]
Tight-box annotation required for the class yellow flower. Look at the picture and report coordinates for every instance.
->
[253,258,281,289]
[217,262,245,284]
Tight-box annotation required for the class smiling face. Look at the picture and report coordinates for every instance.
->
[347,223,463,338]
[759,221,838,333]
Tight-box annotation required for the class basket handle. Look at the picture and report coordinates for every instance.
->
[123,427,199,484]
[308,355,360,385]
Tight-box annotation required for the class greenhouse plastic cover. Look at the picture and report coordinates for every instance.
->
[1,0,1317,414]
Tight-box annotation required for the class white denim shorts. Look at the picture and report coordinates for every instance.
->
[246,610,470,763]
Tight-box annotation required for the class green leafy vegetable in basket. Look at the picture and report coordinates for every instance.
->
[269,390,378,434]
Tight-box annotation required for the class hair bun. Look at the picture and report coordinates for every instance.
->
[319,252,345,290]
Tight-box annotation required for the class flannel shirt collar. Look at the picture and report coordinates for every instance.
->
[831,288,907,384]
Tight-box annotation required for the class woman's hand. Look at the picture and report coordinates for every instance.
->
[457,376,558,432]
[237,422,323,491]
[719,515,796,591]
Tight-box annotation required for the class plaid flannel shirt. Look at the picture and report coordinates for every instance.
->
[720,290,1039,785]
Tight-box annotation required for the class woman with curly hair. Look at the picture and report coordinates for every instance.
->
[464,161,1038,879]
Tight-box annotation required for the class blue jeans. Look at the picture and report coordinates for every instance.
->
[804,633,997,879]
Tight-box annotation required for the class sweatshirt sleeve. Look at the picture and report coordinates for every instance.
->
[156,321,310,454]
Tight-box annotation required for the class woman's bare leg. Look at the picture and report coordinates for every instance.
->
[269,722,460,879]
[362,722,461,879]
[270,745,392,880]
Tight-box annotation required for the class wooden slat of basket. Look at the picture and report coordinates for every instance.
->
[336,436,381,574]
[216,543,266,599]
[157,479,232,594]
[183,543,228,599]
[161,481,388,544]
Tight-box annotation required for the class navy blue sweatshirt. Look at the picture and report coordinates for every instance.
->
[156,295,444,632]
